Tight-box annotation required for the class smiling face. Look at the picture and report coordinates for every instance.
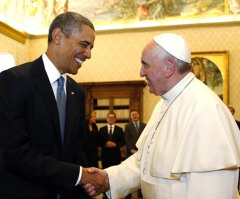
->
[49,24,95,75]
[107,113,116,125]
[140,41,169,96]
[131,111,140,122]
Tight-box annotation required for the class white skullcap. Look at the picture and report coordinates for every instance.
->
[153,33,191,63]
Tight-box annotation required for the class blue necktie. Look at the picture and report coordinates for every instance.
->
[135,122,139,133]
[57,76,66,144]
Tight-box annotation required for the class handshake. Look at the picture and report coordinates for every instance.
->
[80,167,109,197]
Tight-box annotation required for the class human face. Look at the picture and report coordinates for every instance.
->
[229,107,234,115]
[107,114,116,125]
[131,111,139,122]
[55,25,95,75]
[90,113,97,124]
[140,41,168,96]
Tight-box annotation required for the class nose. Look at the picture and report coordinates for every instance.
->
[140,66,145,77]
[84,47,92,59]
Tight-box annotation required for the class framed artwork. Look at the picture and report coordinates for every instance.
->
[191,51,229,104]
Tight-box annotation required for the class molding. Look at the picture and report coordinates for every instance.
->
[0,21,29,44]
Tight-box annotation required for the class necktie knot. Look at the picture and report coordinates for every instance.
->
[135,122,139,131]
[57,76,64,87]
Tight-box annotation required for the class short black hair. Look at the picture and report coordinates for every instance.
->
[48,12,95,43]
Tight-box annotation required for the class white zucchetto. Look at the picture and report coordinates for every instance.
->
[153,33,191,63]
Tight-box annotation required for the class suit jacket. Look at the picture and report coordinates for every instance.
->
[0,56,90,199]
[124,122,146,158]
[98,125,124,167]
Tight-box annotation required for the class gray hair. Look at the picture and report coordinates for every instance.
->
[48,12,95,43]
[153,45,191,74]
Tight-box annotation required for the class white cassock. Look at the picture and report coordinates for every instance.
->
[106,72,240,199]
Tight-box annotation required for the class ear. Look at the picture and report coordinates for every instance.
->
[52,28,62,45]
[165,60,175,78]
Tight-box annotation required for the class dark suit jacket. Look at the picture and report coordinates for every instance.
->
[0,56,90,199]
[98,125,124,168]
[124,122,146,158]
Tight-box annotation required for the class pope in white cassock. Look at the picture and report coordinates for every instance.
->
[86,33,240,199]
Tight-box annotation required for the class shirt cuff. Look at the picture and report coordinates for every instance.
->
[75,166,82,186]
[106,190,111,198]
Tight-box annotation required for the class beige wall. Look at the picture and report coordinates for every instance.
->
[0,32,30,65]
[1,23,240,122]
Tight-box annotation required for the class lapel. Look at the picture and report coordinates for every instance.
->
[104,126,109,138]
[31,57,62,145]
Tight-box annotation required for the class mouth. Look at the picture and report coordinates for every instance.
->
[75,57,83,66]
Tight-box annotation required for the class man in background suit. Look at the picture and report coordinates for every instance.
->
[0,12,107,199]
[124,110,146,199]
[98,112,125,169]
[125,110,146,158]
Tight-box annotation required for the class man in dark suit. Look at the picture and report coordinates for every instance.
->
[125,110,146,158]
[98,112,125,169]
[0,12,107,199]
[124,110,146,199]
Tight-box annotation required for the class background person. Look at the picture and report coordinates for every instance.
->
[125,110,146,158]
[98,112,125,169]
[86,111,99,168]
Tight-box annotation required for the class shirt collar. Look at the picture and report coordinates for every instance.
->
[42,53,66,84]
[162,72,195,104]
[108,124,115,128]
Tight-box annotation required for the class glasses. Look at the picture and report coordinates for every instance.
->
[108,117,115,119]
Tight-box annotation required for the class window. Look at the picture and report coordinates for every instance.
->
[0,53,15,73]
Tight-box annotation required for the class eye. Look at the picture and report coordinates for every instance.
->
[79,42,88,48]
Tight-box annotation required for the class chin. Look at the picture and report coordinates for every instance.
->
[70,69,79,75]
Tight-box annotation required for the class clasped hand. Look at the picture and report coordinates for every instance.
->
[105,141,116,148]
[80,167,109,197]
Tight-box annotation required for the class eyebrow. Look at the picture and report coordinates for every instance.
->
[141,60,148,66]
[80,40,94,48]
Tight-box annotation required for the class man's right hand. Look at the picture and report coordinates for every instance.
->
[81,167,109,197]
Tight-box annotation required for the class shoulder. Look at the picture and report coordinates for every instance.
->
[66,76,85,96]
[114,125,123,132]
[99,125,108,131]
[125,123,132,128]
